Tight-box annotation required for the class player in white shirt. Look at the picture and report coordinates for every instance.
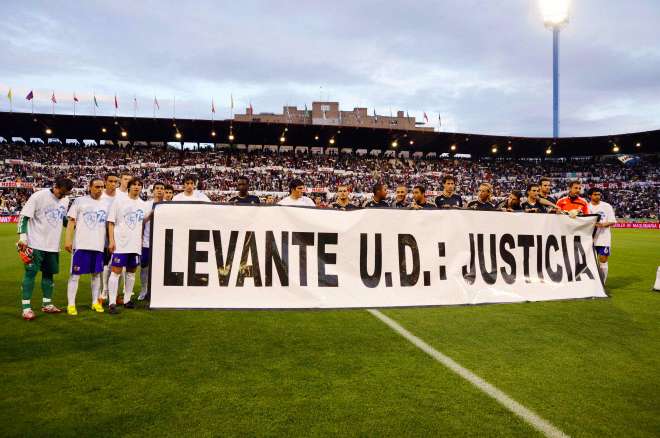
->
[277,178,316,207]
[587,188,617,283]
[63,178,108,315]
[138,181,165,301]
[16,177,73,320]
[172,174,211,202]
[99,173,121,303]
[107,178,148,314]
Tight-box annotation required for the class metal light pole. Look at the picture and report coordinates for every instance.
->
[540,0,570,139]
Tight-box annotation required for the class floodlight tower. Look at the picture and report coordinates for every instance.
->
[539,0,570,138]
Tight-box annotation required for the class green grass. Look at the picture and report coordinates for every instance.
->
[0,224,658,437]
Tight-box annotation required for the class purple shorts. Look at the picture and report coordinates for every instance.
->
[595,246,611,256]
[141,247,151,268]
[71,249,104,275]
[110,253,141,269]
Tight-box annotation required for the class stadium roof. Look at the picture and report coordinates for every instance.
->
[0,111,658,158]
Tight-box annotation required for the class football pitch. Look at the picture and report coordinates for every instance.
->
[1,224,658,437]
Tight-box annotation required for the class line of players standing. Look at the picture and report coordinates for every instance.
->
[15,172,615,320]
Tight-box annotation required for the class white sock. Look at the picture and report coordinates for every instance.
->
[600,262,608,283]
[102,265,111,295]
[124,272,136,303]
[122,269,127,295]
[67,275,80,307]
[139,267,149,298]
[91,273,101,304]
[109,272,120,305]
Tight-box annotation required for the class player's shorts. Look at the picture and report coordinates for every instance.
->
[141,247,151,268]
[25,249,59,275]
[71,249,104,275]
[595,246,611,256]
[110,253,141,269]
[103,247,112,266]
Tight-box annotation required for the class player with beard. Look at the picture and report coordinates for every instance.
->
[331,185,358,210]
[392,185,409,208]
[497,190,523,212]
[410,185,435,209]
[64,178,108,315]
[364,183,390,208]
[539,177,557,206]
[435,175,463,208]
[16,177,73,320]
[557,180,590,216]
[466,183,495,211]
[228,176,260,205]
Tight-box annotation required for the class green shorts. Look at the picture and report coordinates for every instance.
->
[25,249,60,275]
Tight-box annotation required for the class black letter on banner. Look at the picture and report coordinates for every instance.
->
[560,236,573,281]
[536,235,545,283]
[360,233,382,288]
[398,234,420,287]
[236,231,262,286]
[292,232,314,286]
[477,234,497,285]
[187,230,209,286]
[265,231,288,286]
[573,236,594,281]
[212,230,239,286]
[462,233,476,285]
[499,234,516,284]
[517,235,534,283]
[318,233,338,287]
[164,228,184,286]
[545,235,563,282]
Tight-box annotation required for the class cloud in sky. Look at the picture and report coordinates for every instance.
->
[1,0,659,137]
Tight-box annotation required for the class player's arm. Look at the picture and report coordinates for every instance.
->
[16,196,36,250]
[107,221,116,253]
[64,217,76,253]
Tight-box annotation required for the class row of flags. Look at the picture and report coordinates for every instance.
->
[4,88,441,126]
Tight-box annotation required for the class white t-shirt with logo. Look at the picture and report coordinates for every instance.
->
[172,190,211,202]
[589,201,617,247]
[21,189,69,252]
[142,200,154,248]
[68,195,109,252]
[277,195,316,207]
[108,196,148,254]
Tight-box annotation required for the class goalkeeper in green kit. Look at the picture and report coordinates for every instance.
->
[16,177,73,320]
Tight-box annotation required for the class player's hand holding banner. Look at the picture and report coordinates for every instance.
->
[149,203,607,309]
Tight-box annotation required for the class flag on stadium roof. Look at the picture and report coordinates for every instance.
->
[114,94,119,109]
[51,92,57,104]
[153,96,160,110]
[93,95,99,108]
[211,98,216,113]
[73,93,79,102]
[424,112,429,123]
[249,102,254,113]
[7,88,13,101]
[230,93,234,110]
[25,90,33,100]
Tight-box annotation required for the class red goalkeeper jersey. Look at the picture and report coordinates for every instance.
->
[556,195,589,215]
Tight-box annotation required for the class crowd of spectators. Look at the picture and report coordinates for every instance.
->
[1,143,658,218]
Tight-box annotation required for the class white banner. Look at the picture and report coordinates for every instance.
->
[149,203,607,309]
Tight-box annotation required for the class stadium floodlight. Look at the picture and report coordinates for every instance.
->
[314,135,319,140]
[121,131,127,138]
[279,136,286,143]
[391,140,398,148]
[450,144,457,151]
[175,132,182,140]
[507,145,512,151]
[329,138,335,145]
[45,128,52,135]
[101,127,107,133]
[409,140,414,145]
[228,133,235,141]
[539,0,570,139]
[635,142,641,147]
[491,146,498,154]
[546,147,552,155]
[612,145,620,153]
[211,130,216,137]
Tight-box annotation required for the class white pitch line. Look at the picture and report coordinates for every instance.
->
[367,309,569,438]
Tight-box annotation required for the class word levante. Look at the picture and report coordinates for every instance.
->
[161,229,595,287]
